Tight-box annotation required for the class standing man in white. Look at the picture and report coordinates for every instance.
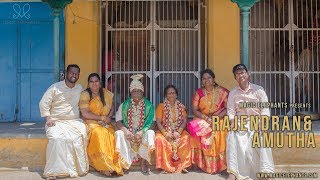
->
[226,64,274,180]
[39,64,88,180]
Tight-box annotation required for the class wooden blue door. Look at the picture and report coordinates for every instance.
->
[0,23,18,122]
[0,2,64,122]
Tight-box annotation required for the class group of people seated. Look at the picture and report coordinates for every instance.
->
[39,64,274,180]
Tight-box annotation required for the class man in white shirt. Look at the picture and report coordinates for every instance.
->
[39,64,88,180]
[226,64,274,180]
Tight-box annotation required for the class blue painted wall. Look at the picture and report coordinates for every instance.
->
[0,2,64,122]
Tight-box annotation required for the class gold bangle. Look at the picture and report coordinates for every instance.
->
[178,128,183,134]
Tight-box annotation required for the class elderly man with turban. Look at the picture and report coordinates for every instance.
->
[115,74,155,174]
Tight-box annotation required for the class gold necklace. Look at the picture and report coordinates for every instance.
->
[92,91,99,97]
[204,87,218,113]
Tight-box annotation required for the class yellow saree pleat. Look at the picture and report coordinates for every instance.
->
[87,123,123,175]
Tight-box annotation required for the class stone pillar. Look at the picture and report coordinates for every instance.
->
[231,0,260,67]
[43,0,72,82]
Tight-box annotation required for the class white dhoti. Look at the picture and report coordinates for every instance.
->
[226,123,274,180]
[43,120,89,178]
[115,130,155,169]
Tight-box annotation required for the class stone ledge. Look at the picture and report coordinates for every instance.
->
[0,122,46,138]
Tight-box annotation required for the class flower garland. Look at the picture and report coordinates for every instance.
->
[163,98,184,137]
[128,98,145,133]
[163,98,185,162]
[127,98,145,157]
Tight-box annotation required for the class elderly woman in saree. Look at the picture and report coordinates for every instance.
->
[188,69,229,174]
[155,85,191,173]
[79,73,123,176]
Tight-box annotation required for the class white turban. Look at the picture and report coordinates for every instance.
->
[130,74,144,92]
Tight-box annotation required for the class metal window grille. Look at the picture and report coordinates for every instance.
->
[100,0,206,116]
[249,0,320,116]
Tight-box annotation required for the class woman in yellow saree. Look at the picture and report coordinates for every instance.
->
[155,85,191,173]
[79,73,123,176]
[188,69,229,174]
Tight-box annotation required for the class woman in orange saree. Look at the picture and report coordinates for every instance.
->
[155,85,191,173]
[188,69,229,174]
[79,73,123,176]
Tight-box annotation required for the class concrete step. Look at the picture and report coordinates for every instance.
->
[0,122,320,170]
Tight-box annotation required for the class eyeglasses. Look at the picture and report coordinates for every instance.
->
[235,71,247,76]
[166,92,177,95]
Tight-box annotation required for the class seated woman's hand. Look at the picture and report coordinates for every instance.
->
[101,116,111,124]
[165,132,173,141]
[206,117,212,125]
[98,120,106,126]
[173,131,181,140]
[217,112,226,119]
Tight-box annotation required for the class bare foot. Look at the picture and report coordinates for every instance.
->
[100,170,112,177]
[220,169,229,177]
[182,169,189,173]
[227,174,236,180]
[46,176,56,180]
[140,159,149,175]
